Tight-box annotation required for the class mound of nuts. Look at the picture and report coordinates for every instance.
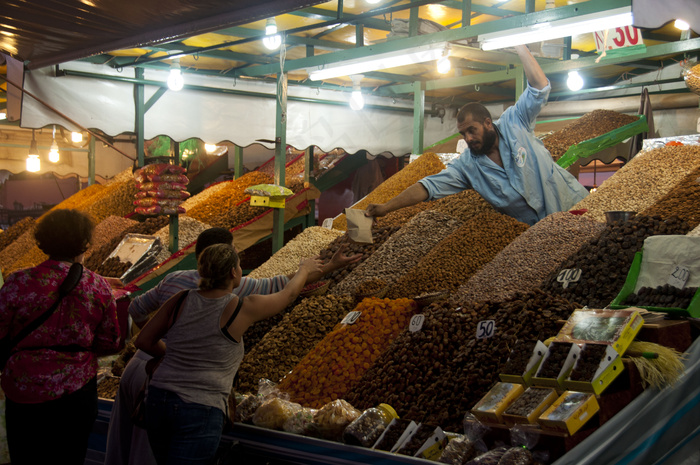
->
[542,110,639,161]
[573,145,700,223]
[356,278,388,296]
[452,212,604,307]
[333,153,445,230]
[387,210,529,299]
[235,294,356,394]
[0,217,35,255]
[642,165,700,230]
[331,211,463,296]
[540,215,690,308]
[248,226,345,279]
[278,297,418,408]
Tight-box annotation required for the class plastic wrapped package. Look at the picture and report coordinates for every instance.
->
[253,397,302,430]
[310,399,361,441]
[498,448,533,465]
[136,181,188,191]
[133,198,183,208]
[465,447,509,465]
[235,394,262,424]
[683,60,700,95]
[133,163,187,181]
[497,425,543,465]
[135,189,190,199]
[134,205,186,216]
[149,173,189,184]
[343,404,398,447]
[283,407,318,435]
[438,435,478,464]
[244,184,294,197]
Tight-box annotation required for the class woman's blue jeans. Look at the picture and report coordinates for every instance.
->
[145,385,226,465]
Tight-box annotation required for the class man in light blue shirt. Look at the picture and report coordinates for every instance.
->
[366,45,588,226]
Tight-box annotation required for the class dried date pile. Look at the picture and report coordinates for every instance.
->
[540,215,690,308]
[387,210,529,299]
[502,340,539,376]
[331,210,463,296]
[573,145,700,223]
[452,212,604,307]
[236,294,356,393]
[504,387,555,417]
[404,290,577,431]
[536,342,573,378]
[542,109,639,161]
[95,256,133,278]
[641,165,700,229]
[569,343,608,382]
[623,284,698,309]
[333,153,445,230]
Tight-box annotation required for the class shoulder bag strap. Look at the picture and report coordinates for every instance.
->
[4,263,84,353]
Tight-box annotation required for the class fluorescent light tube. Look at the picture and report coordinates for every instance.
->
[308,42,447,80]
[479,7,632,51]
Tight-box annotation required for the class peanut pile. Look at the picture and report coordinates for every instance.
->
[247,227,345,279]
[641,165,700,229]
[542,110,639,161]
[0,217,35,254]
[540,214,690,308]
[573,145,700,223]
[386,210,529,299]
[331,210,463,296]
[278,297,418,408]
[452,212,604,307]
[333,153,445,230]
[0,229,39,278]
[235,294,356,394]
[153,216,213,265]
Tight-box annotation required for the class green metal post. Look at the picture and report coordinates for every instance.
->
[88,135,96,186]
[135,68,145,167]
[234,145,243,179]
[409,7,419,37]
[272,71,287,253]
[305,146,315,227]
[169,141,179,254]
[413,81,425,155]
[462,0,472,26]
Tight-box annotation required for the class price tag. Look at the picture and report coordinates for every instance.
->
[409,314,425,332]
[594,26,643,52]
[322,218,334,229]
[668,265,690,289]
[557,268,582,289]
[341,311,362,325]
[476,320,495,340]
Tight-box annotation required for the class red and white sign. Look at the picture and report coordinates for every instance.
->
[594,26,643,52]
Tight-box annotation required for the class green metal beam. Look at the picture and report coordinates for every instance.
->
[234,145,243,179]
[384,68,517,94]
[135,68,145,167]
[413,81,425,154]
[272,71,287,253]
[0,143,88,152]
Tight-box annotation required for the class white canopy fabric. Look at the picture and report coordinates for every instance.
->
[17,61,459,157]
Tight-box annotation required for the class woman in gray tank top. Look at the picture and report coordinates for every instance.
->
[134,243,322,465]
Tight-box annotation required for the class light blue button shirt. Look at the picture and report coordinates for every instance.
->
[419,83,588,225]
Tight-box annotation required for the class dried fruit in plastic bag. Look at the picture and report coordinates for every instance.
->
[252,397,302,430]
[438,435,478,464]
[310,399,361,441]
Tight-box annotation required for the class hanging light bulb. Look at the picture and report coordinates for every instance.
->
[72,131,83,143]
[675,19,690,31]
[349,75,364,111]
[27,130,41,172]
[48,125,60,163]
[567,70,584,91]
[167,60,185,91]
[437,47,451,74]
[205,143,217,153]
[366,0,381,4]
[263,18,282,50]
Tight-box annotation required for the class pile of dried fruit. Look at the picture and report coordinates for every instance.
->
[247,227,344,279]
[387,210,529,299]
[153,216,212,265]
[0,217,35,254]
[332,211,463,296]
[641,165,700,229]
[333,153,445,230]
[542,110,640,161]
[278,297,418,408]
[452,212,604,307]
[573,145,700,223]
[236,294,356,393]
[540,215,690,308]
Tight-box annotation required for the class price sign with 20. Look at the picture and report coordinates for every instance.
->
[476,320,496,340]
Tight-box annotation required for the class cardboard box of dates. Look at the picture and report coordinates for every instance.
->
[564,343,624,395]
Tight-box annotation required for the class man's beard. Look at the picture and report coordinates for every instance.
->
[469,128,497,155]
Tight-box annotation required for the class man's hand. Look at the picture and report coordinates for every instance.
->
[365,203,388,218]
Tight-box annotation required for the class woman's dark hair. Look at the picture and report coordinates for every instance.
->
[35,209,95,260]
[198,243,240,291]
[195,228,234,259]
